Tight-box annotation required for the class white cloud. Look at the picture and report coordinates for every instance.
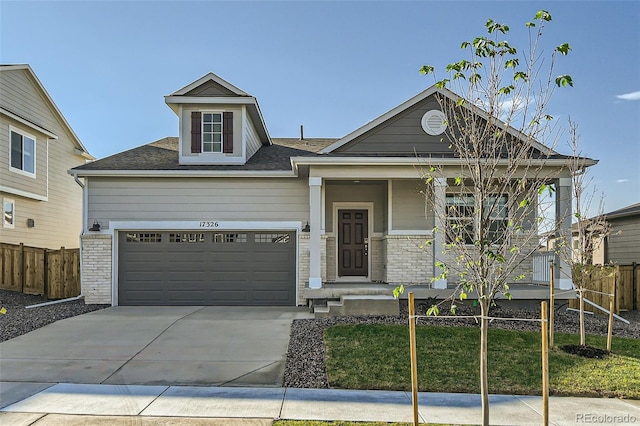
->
[616,91,640,101]
[616,179,629,183]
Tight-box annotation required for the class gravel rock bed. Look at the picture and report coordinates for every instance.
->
[0,290,109,342]
[283,300,640,389]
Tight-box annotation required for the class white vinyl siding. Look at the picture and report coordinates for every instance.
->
[86,177,310,229]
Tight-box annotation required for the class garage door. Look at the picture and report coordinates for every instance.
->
[118,230,296,306]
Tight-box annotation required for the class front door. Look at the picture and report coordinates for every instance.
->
[338,209,368,277]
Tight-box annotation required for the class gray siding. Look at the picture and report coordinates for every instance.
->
[607,217,640,264]
[245,114,262,160]
[324,181,387,233]
[87,177,310,228]
[0,68,86,248]
[336,97,454,155]
[391,179,434,230]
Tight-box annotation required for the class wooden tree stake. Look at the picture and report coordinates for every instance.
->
[409,292,419,426]
[541,301,549,426]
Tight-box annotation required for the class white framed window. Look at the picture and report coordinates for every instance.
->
[10,127,36,176]
[3,198,15,229]
[446,194,508,245]
[202,112,223,153]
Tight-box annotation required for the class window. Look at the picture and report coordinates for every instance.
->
[10,130,35,175]
[126,233,162,243]
[446,195,475,244]
[3,199,15,228]
[255,233,291,243]
[446,194,508,245]
[213,233,247,243]
[169,233,205,243]
[202,113,223,153]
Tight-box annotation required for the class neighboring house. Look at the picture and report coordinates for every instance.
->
[1,65,93,249]
[602,202,640,265]
[71,72,580,307]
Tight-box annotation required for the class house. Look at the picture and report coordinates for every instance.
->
[70,72,582,310]
[1,65,93,249]
[602,202,640,265]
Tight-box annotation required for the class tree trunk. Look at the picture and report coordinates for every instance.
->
[480,298,490,426]
[579,289,585,346]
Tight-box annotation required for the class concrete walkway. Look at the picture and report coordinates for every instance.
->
[1,382,638,425]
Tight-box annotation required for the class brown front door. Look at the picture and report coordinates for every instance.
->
[338,209,368,277]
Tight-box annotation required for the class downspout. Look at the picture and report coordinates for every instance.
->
[72,173,86,301]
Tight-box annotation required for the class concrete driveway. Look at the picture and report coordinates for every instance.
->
[0,306,311,387]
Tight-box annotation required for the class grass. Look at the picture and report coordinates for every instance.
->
[324,325,640,399]
[274,422,458,426]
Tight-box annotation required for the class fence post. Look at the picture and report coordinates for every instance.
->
[633,262,638,311]
[43,249,49,301]
[20,243,25,292]
[61,247,67,298]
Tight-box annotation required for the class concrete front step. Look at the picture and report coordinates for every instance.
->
[314,295,400,318]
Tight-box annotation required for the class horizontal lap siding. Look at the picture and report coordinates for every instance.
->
[607,217,640,264]
[391,179,433,230]
[337,98,453,154]
[1,69,86,248]
[88,177,309,228]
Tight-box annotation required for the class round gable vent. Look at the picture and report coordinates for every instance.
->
[421,110,447,135]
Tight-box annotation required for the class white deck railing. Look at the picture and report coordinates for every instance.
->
[532,252,557,284]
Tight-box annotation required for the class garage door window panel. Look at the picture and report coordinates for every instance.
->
[170,233,205,243]
[126,233,162,243]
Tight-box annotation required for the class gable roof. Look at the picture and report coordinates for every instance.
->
[0,64,94,159]
[320,85,558,157]
[170,72,250,97]
[70,137,336,175]
[605,202,640,220]
[164,72,271,146]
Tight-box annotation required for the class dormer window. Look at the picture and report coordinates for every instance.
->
[190,110,234,154]
[202,112,223,153]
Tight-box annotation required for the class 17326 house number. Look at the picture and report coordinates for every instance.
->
[199,221,219,228]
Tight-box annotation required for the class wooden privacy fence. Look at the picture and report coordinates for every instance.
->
[0,243,80,299]
[569,263,639,314]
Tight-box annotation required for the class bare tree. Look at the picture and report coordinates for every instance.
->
[555,119,612,346]
[417,10,577,425]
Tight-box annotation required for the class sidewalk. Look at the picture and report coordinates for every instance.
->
[1,382,639,425]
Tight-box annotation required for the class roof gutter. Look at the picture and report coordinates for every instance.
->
[291,156,597,168]
[68,169,298,178]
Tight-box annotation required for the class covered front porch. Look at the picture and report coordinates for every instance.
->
[302,171,574,303]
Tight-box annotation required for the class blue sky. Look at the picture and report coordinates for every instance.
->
[1,0,638,214]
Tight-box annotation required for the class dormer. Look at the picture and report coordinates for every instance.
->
[165,73,271,165]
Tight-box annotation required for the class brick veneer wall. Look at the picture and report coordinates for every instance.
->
[384,234,433,285]
[80,233,112,304]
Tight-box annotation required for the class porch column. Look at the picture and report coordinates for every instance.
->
[308,177,323,289]
[555,178,573,289]
[432,178,448,289]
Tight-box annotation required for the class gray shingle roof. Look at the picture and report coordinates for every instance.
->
[73,137,337,171]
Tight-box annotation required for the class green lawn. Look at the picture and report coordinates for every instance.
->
[324,325,640,399]
[274,422,457,426]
